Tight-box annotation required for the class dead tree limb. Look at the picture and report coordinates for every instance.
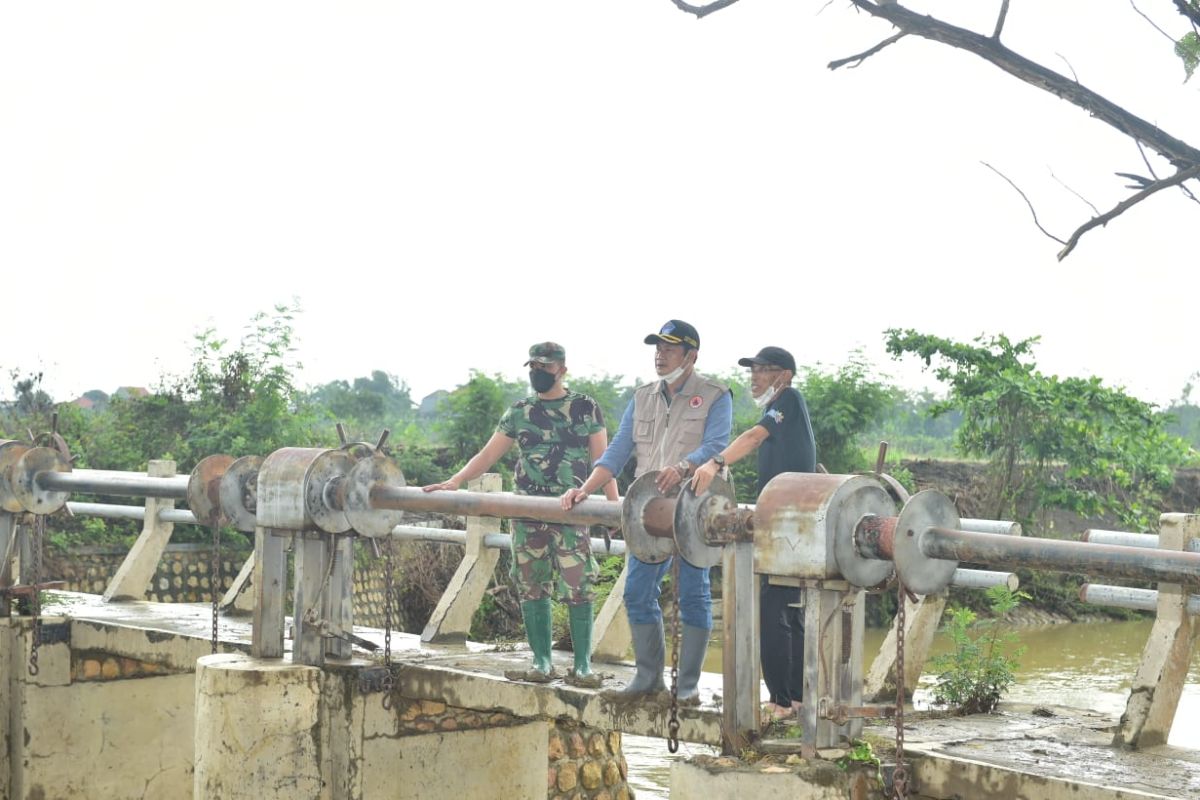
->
[993,0,1011,40]
[832,1,1200,256]
[1058,163,1200,259]
[828,33,907,70]
[981,162,1068,246]
[668,0,744,18]
[840,1,1200,172]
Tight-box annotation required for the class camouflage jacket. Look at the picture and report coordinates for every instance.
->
[496,391,605,496]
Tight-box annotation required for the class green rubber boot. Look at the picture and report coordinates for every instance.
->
[565,602,602,689]
[505,597,556,683]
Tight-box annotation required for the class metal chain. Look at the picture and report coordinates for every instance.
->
[28,514,45,676]
[210,522,221,654]
[381,537,396,709]
[667,555,682,753]
[892,581,909,799]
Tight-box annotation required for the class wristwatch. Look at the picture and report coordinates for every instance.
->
[712,454,726,468]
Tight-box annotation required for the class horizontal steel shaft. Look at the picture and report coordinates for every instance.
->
[37,469,190,499]
[924,526,1200,585]
[369,485,623,528]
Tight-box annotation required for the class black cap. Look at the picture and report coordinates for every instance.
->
[738,346,796,372]
[644,320,700,350]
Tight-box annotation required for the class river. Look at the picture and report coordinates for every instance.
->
[622,619,1200,799]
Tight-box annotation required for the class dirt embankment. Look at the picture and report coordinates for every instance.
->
[900,460,1200,537]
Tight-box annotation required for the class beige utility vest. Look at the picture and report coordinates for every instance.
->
[631,371,728,477]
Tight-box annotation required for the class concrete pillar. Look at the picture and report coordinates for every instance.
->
[591,566,632,662]
[194,653,323,800]
[221,551,257,614]
[722,540,758,753]
[421,473,502,643]
[252,528,288,659]
[104,460,177,601]
[863,592,948,701]
[1114,513,1200,748]
[0,512,14,617]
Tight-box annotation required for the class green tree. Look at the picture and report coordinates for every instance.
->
[885,329,1192,529]
[565,373,635,439]
[309,370,416,440]
[797,353,894,474]
[434,371,525,469]
[87,305,326,472]
[0,369,56,438]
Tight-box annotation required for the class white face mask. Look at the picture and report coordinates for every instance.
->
[659,351,692,386]
[661,364,686,385]
[752,379,782,409]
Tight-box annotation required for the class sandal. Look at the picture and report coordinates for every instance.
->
[762,702,794,720]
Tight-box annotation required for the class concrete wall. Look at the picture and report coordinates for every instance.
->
[3,617,199,800]
[192,654,634,800]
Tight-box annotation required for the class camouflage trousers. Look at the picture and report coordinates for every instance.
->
[510,519,598,604]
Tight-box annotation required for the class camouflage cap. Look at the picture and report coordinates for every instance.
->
[525,341,566,365]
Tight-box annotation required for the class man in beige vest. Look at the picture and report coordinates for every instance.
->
[562,320,732,701]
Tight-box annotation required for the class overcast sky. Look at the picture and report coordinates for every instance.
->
[3,1,1198,408]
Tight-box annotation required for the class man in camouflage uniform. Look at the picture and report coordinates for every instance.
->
[424,342,618,685]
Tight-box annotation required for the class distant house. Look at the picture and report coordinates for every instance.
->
[71,389,111,411]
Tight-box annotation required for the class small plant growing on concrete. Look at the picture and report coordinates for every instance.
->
[835,739,883,785]
[929,585,1028,714]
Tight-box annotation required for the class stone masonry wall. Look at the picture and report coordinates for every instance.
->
[43,542,394,624]
[388,700,635,799]
[547,720,634,800]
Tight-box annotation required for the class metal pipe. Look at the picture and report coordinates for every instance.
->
[370,485,623,528]
[923,527,1200,586]
[1080,583,1200,616]
[1082,529,1200,553]
[63,502,629,555]
[379,525,627,555]
[66,501,198,525]
[951,569,1018,591]
[960,518,1022,536]
[38,469,190,499]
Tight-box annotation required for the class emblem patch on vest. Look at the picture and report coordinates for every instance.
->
[689,395,703,409]
[767,408,784,424]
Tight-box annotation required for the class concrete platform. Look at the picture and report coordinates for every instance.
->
[867,704,1200,799]
[40,591,727,745]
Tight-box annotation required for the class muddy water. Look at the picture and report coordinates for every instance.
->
[622,619,1200,800]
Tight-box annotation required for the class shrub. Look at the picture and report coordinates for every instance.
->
[929,585,1028,714]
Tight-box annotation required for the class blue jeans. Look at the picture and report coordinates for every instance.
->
[623,554,712,630]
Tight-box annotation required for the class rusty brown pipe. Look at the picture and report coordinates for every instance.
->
[924,526,1200,586]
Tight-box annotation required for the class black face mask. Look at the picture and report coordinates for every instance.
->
[530,369,557,394]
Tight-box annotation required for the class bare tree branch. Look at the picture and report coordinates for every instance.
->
[668,0,744,18]
[842,1,1200,171]
[1048,168,1101,215]
[828,32,907,70]
[1136,140,1163,182]
[1130,0,1178,43]
[993,0,1011,40]
[982,162,1067,245]
[1138,139,1200,205]
[1055,53,1079,83]
[1057,164,1200,259]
